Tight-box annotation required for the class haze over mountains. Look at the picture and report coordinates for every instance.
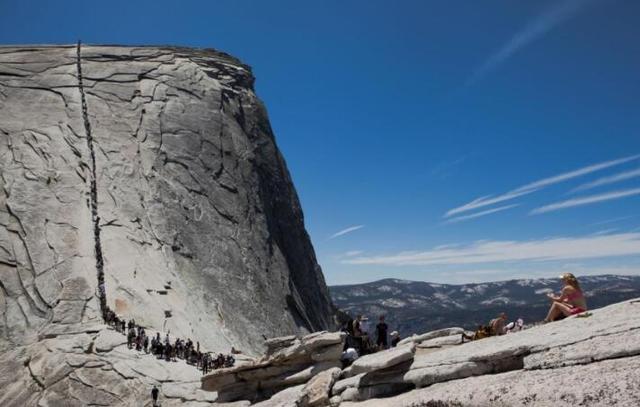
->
[330,274,640,336]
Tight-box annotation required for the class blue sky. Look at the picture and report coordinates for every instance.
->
[2,0,639,285]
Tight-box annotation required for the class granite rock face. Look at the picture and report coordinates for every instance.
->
[338,299,640,406]
[202,331,345,403]
[195,299,640,406]
[0,44,334,406]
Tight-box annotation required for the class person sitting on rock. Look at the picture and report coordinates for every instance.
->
[375,315,389,350]
[390,331,401,347]
[340,347,359,368]
[489,313,508,336]
[544,273,588,322]
[473,325,491,340]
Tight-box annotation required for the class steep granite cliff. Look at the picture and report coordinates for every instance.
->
[0,44,333,358]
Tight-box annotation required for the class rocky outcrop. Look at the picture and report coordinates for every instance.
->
[202,331,345,403]
[199,299,640,406]
[0,44,334,406]
[0,324,216,406]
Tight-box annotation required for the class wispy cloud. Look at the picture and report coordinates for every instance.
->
[531,187,640,214]
[445,204,518,223]
[589,215,637,227]
[466,0,598,86]
[329,225,364,240]
[342,232,640,266]
[430,155,470,179]
[571,168,640,193]
[445,154,640,218]
[343,250,364,257]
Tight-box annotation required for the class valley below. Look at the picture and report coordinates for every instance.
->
[330,274,640,336]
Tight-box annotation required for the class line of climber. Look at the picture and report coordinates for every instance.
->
[103,308,237,374]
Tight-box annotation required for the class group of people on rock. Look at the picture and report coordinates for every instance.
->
[465,273,589,341]
[463,312,525,341]
[341,314,401,362]
[103,308,235,374]
[342,273,590,353]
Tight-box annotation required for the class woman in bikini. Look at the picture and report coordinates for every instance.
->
[544,272,587,322]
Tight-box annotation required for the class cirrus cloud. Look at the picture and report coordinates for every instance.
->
[445,154,640,218]
[342,232,640,267]
[329,225,365,240]
[531,187,640,214]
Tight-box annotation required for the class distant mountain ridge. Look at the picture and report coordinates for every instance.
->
[329,274,640,337]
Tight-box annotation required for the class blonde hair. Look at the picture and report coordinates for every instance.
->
[560,273,581,291]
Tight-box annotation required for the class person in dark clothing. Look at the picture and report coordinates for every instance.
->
[202,353,209,375]
[375,315,388,350]
[164,343,172,361]
[127,327,135,349]
[151,385,159,406]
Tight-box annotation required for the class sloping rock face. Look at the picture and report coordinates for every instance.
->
[200,299,640,407]
[0,44,333,353]
[339,299,640,406]
[202,331,345,403]
[0,44,334,406]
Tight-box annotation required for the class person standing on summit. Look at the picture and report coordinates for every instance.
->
[375,315,389,350]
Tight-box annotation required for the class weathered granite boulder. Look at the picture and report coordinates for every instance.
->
[337,299,640,406]
[415,334,463,349]
[397,327,465,347]
[341,355,640,407]
[0,324,213,407]
[202,331,345,403]
[299,367,341,407]
[342,343,416,378]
